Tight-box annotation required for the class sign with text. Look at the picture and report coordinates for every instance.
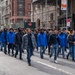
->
[61,0,67,10]
[67,19,70,27]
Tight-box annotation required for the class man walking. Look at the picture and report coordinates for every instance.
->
[49,29,59,63]
[2,28,8,54]
[7,28,15,56]
[22,28,37,66]
[15,28,23,60]
[37,29,47,59]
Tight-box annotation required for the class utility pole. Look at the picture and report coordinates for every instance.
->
[45,0,47,29]
[55,0,58,29]
[71,0,72,28]
[66,0,68,30]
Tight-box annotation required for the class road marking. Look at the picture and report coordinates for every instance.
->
[36,61,73,75]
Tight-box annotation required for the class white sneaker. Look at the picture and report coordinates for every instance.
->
[54,60,58,64]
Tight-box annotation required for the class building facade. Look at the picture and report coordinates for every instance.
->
[32,0,75,30]
[31,0,59,29]
[9,0,31,28]
[1,0,10,28]
[1,0,32,28]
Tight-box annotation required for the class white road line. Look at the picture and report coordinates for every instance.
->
[36,61,74,75]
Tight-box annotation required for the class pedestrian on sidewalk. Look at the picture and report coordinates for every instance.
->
[22,28,37,66]
[7,28,15,56]
[67,30,75,61]
[49,29,59,63]
[58,30,67,59]
[47,30,53,55]
[15,28,23,60]
[37,29,48,59]
[2,28,8,54]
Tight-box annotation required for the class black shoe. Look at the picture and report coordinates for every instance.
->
[41,56,43,59]
[72,59,75,62]
[4,52,7,54]
[15,55,17,58]
[49,55,52,58]
[19,58,23,60]
[66,56,68,60]
[28,62,31,66]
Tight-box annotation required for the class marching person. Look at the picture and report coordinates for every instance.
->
[49,29,59,63]
[37,29,47,59]
[2,28,8,54]
[58,30,67,58]
[15,28,23,60]
[22,28,37,66]
[7,28,15,56]
[67,30,75,61]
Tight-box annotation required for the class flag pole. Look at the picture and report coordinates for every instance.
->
[66,0,68,30]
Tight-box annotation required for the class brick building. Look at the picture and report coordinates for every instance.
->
[9,0,31,28]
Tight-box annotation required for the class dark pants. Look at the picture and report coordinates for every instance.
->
[50,43,58,60]
[27,46,33,64]
[40,46,46,58]
[67,45,75,60]
[48,45,50,55]
[3,43,7,54]
[15,44,22,59]
[58,46,65,58]
[8,43,14,55]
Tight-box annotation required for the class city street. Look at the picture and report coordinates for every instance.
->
[0,50,75,75]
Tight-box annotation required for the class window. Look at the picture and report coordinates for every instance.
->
[6,1,8,5]
[17,0,25,16]
[28,3,31,10]
[50,13,53,20]
[17,19,23,23]
[17,10,24,16]
[6,8,8,14]
[28,12,31,16]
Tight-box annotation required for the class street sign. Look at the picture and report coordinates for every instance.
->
[61,0,67,10]
[67,19,70,27]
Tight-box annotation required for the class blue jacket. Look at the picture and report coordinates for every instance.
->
[2,31,8,43]
[7,32,15,44]
[58,33,67,47]
[37,33,48,47]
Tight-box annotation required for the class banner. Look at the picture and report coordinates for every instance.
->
[61,0,67,10]
[67,19,70,27]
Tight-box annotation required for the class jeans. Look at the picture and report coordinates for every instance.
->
[40,46,46,58]
[15,44,22,59]
[67,45,75,60]
[50,43,58,60]
[8,43,14,55]
[3,43,7,54]
[27,46,33,64]
[58,46,65,58]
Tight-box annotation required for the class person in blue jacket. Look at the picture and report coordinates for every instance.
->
[0,30,2,51]
[58,30,67,58]
[37,29,47,59]
[2,28,8,54]
[7,28,15,56]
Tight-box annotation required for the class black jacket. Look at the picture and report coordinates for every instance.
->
[15,33,23,45]
[68,34,75,46]
[49,34,59,45]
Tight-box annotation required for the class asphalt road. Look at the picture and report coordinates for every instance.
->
[0,50,75,75]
